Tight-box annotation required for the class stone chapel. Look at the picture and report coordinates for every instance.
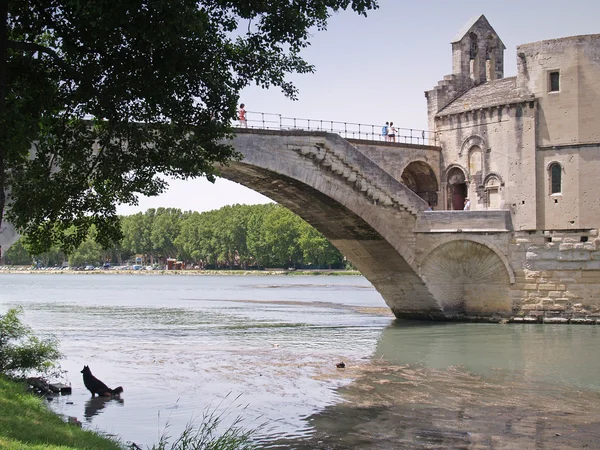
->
[425,15,600,232]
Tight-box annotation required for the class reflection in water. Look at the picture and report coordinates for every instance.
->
[84,396,124,421]
[270,321,600,449]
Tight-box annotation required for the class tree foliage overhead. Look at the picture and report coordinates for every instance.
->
[0,0,378,254]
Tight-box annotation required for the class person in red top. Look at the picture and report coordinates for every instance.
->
[238,103,247,128]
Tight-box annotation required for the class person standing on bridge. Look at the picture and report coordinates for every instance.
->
[238,103,247,128]
[388,122,397,142]
[463,198,471,210]
[382,122,389,141]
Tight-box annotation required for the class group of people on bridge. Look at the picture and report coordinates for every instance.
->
[381,122,397,142]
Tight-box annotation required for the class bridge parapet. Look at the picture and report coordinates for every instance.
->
[415,210,513,233]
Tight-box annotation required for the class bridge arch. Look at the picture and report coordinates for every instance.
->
[400,161,439,207]
[420,239,512,317]
[222,129,446,319]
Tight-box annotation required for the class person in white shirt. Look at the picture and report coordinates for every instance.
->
[463,198,471,210]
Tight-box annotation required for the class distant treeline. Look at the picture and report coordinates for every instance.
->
[5,204,347,269]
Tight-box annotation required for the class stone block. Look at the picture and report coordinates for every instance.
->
[584,261,600,271]
[590,252,600,260]
[554,299,571,305]
[538,284,556,291]
[571,318,595,324]
[543,317,569,324]
[530,261,559,270]
[548,291,564,298]
[522,283,538,290]
[521,304,540,311]
[547,305,567,311]
[557,262,586,270]
[572,251,591,262]
[559,243,574,251]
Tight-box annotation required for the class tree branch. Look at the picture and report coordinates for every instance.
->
[7,40,81,79]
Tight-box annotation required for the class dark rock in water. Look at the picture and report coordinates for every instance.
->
[49,383,72,395]
[27,377,53,396]
[336,362,346,369]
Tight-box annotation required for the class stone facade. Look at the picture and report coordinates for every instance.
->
[425,15,600,321]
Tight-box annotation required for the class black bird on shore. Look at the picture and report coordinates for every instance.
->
[336,362,345,368]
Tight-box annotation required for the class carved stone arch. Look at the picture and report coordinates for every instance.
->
[444,165,469,210]
[418,236,515,284]
[459,135,487,157]
[483,172,503,209]
[444,164,469,183]
[420,240,512,316]
[400,160,439,207]
[484,172,503,186]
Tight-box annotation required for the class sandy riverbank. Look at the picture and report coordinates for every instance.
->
[0,267,362,276]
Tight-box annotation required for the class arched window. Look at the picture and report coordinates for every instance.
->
[549,163,562,194]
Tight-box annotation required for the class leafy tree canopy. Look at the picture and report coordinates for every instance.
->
[0,0,378,255]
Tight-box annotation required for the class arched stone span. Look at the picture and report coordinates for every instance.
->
[420,240,512,317]
[401,161,439,207]
[222,129,443,319]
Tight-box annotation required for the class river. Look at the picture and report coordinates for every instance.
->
[1,273,599,449]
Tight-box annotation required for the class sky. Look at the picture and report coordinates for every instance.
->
[116,0,600,216]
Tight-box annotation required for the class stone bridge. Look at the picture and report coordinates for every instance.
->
[0,127,517,320]
[221,129,515,320]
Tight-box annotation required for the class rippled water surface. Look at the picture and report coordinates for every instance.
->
[1,273,600,449]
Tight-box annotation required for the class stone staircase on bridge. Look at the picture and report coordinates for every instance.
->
[287,132,429,217]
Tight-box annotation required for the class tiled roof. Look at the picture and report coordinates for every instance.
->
[436,77,533,116]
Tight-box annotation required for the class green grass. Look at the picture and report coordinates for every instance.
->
[0,376,122,450]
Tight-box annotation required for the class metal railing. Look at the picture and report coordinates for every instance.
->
[240,111,437,146]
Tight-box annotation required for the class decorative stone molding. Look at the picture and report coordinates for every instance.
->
[459,134,487,156]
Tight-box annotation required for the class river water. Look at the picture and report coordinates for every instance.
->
[1,273,600,449]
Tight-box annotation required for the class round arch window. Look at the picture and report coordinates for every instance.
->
[549,163,562,194]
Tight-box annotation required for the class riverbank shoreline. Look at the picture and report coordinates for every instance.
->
[0,268,362,276]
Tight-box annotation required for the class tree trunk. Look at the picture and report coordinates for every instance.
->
[0,0,9,233]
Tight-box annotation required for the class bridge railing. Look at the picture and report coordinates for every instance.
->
[243,111,437,146]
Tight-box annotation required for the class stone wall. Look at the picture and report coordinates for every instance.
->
[510,229,600,322]
[434,101,537,230]
[536,144,600,230]
[517,34,600,147]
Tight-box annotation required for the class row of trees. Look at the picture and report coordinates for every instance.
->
[5,204,346,269]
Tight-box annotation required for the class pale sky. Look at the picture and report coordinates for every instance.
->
[116,0,600,215]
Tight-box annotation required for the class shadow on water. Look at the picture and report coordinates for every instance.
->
[84,397,125,421]
[267,320,600,449]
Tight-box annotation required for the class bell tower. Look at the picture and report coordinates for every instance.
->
[451,15,505,85]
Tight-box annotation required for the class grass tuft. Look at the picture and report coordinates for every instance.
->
[150,393,261,450]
